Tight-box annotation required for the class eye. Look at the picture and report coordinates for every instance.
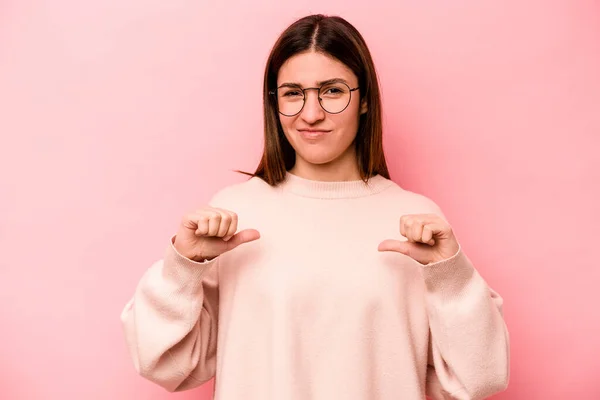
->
[325,87,343,94]
[281,89,303,97]
[320,84,348,98]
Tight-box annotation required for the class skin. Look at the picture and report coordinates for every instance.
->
[378,214,461,265]
[276,50,367,182]
[174,51,460,265]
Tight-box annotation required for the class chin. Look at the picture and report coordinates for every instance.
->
[296,151,341,165]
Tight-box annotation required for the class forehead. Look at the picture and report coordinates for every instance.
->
[277,51,356,86]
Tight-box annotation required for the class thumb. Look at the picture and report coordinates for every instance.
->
[226,229,261,250]
[378,239,411,255]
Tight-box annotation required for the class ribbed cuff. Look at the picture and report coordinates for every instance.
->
[162,235,218,285]
[421,245,476,300]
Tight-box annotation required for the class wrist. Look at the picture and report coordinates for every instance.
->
[172,236,198,261]
[171,235,216,263]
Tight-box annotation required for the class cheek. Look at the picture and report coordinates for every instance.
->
[279,116,299,144]
[338,99,362,129]
[278,116,293,134]
[332,112,360,135]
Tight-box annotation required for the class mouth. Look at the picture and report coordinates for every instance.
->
[297,129,331,140]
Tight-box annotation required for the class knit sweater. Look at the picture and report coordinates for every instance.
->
[120,172,510,400]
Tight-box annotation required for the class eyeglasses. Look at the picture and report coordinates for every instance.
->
[269,81,359,117]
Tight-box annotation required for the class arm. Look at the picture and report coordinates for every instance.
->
[423,247,510,400]
[120,237,220,392]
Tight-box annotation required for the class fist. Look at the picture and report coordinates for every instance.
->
[378,213,459,265]
[174,206,260,262]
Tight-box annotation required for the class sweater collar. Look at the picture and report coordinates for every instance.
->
[280,171,394,199]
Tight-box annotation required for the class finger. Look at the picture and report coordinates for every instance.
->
[194,213,211,236]
[401,214,444,230]
[377,239,416,255]
[215,209,232,238]
[424,222,446,241]
[400,215,410,239]
[207,211,221,236]
[227,229,261,250]
[377,239,407,254]
[182,212,200,232]
[422,224,436,246]
[420,213,445,223]
[378,239,432,265]
[222,211,238,241]
[411,221,425,243]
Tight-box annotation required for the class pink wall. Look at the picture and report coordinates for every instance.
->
[1,1,599,399]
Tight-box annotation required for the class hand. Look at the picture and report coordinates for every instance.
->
[378,213,459,265]
[174,206,261,262]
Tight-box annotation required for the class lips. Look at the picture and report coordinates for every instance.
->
[298,129,331,140]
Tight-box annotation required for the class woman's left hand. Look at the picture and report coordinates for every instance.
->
[378,214,460,265]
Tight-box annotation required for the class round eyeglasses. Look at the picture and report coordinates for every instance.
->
[269,81,359,117]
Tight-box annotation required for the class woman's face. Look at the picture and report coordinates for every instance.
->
[276,51,367,170]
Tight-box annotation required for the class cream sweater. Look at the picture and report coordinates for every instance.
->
[121,172,509,399]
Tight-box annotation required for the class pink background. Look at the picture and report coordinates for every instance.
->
[1,1,599,399]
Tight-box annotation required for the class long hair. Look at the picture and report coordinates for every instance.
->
[237,14,389,185]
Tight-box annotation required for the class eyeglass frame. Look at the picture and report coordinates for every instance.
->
[268,81,360,117]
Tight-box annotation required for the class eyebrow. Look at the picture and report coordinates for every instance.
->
[278,78,350,88]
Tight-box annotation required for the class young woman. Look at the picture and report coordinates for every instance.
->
[121,14,509,400]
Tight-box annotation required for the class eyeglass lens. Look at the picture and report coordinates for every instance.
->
[276,82,353,116]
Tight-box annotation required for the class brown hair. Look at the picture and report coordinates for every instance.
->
[237,14,390,185]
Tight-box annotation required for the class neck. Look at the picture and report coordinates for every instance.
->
[281,171,392,199]
[290,148,361,182]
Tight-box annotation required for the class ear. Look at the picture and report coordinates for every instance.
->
[360,99,368,115]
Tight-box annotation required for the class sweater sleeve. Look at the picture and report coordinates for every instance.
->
[423,246,510,400]
[120,236,220,392]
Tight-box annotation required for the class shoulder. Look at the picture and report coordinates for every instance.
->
[380,178,448,220]
[208,176,273,209]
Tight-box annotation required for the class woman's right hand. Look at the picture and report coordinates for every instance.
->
[174,207,261,262]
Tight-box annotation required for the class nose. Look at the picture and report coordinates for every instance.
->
[299,89,325,124]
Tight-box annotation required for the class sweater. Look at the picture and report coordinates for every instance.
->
[120,172,510,400]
